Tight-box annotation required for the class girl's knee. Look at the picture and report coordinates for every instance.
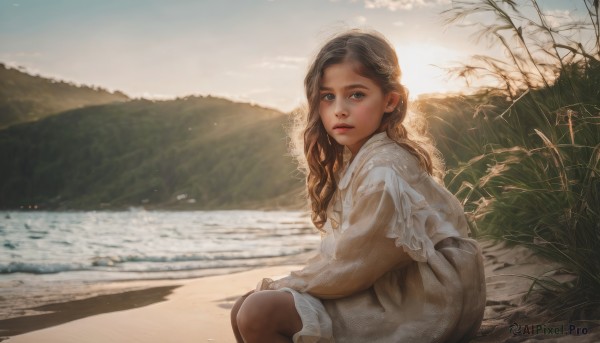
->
[232,290,252,313]
[236,291,271,333]
[236,290,301,340]
[230,295,245,325]
[230,291,254,342]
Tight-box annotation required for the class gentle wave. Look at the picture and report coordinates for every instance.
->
[1,248,313,275]
[0,210,319,280]
[0,261,89,274]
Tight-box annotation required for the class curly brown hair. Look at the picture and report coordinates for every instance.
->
[295,29,442,230]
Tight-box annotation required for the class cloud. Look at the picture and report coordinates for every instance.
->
[543,9,572,28]
[355,15,367,24]
[224,70,250,78]
[275,56,307,64]
[245,88,273,95]
[364,0,450,11]
[1,51,43,58]
[253,55,307,70]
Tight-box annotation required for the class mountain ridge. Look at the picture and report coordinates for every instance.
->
[0,63,130,128]
[0,67,306,210]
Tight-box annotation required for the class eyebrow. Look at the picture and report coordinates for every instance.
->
[319,84,369,91]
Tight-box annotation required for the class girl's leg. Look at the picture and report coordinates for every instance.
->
[236,290,303,343]
[231,290,253,343]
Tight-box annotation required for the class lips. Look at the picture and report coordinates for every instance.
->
[333,123,354,129]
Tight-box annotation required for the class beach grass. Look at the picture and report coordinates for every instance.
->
[423,0,600,319]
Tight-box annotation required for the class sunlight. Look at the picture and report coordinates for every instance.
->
[393,42,467,98]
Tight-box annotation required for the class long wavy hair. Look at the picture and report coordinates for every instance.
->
[293,29,443,230]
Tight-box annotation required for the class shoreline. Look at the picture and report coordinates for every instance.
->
[3,265,302,343]
[3,242,600,342]
[0,249,317,322]
[0,285,180,338]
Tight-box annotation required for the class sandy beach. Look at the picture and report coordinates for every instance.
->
[2,241,599,343]
[2,265,300,343]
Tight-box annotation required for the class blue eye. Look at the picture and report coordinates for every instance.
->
[321,93,334,101]
[350,92,365,99]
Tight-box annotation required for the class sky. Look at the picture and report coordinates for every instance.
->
[0,0,582,112]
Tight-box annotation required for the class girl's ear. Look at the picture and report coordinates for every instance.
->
[384,91,401,113]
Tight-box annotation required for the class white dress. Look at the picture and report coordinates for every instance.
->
[258,132,486,343]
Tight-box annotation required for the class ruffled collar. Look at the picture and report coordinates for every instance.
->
[338,132,395,190]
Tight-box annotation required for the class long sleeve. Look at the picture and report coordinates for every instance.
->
[260,167,418,299]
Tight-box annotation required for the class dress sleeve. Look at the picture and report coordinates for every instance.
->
[258,166,434,299]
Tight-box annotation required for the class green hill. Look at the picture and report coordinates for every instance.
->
[0,63,129,128]
[0,96,305,210]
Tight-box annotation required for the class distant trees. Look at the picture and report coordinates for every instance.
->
[0,63,129,128]
[0,96,303,210]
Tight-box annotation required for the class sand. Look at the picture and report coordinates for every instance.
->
[3,266,299,343]
[3,242,600,343]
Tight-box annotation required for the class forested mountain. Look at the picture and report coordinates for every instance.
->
[0,63,129,128]
[0,96,305,210]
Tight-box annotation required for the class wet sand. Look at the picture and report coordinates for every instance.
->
[2,266,298,343]
[0,285,179,337]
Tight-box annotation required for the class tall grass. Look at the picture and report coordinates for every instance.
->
[433,0,600,318]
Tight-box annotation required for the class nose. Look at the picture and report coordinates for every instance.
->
[334,99,348,118]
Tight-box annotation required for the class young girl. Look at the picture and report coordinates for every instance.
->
[231,29,486,343]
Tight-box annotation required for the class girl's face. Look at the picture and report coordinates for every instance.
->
[318,61,399,155]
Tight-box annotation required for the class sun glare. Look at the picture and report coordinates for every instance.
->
[394,43,467,98]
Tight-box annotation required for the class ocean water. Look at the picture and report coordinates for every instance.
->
[0,210,320,320]
[0,210,319,283]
